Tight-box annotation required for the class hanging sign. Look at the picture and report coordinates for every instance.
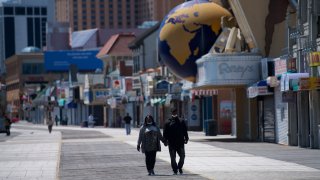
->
[309,52,320,67]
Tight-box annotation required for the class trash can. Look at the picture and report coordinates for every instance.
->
[82,121,88,127]
[206,119,217,136]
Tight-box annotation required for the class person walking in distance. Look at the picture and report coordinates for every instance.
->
[3,113,12,136]
[137,115,167,176]
[47,115,54,133]
[123,113,132,135]
[163,108,189,175]
[55,115,59,126]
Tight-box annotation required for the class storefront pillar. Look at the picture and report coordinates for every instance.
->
[235,86,250,140]
[297,91,310,148]
[309,90,320,149]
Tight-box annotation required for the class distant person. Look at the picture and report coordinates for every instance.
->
[3,113,12,136]
[88,114,95,128]
[47,116,54,133]
[55,115,59,126]
[64,115,68,126]
[123,113,132,135]
[163,108,189,175]
[137,115,167,176]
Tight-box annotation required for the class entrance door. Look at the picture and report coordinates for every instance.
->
[202,96,218,135]
[263,96,275,142]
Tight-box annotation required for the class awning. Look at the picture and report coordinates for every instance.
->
[192,89,218,96]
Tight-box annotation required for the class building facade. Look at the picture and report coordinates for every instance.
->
[0,0,55,74]
[55,0,184,31]
[5,49,60,121]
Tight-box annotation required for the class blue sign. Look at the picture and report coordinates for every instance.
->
[44,50,103,71]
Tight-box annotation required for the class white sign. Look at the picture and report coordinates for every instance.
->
[196,54,261,86]
[274,58,287,76]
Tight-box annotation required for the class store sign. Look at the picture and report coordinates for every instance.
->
[93,89,109,102]
[274,58,287,76]
[132,76,141,89]
[155,80,169,94]
[196,54,261,86]
[287,58,297,72]
[299,77,320,90]
[124,78,132,92]
[281,73,309,92]
[247,86,270,98]
[45,50,103,71]
[309,52,320,67]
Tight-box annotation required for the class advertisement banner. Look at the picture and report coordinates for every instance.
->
[299,77,320,90]
[45,50,103,71]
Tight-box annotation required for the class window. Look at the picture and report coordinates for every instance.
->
[34,7,40,15]
[15,7,25,15]
[4,7,13,15]
[22,63,44,74]
[4,17,15,58]
[41,7,47,15]
[27,18,34,46]
[34,18,41,48]
[27,7,33,15]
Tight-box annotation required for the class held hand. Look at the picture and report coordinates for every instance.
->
[184,139,188,144]
[137,145,140,152]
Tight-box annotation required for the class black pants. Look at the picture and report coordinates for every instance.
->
[145,151,157,171]
[5,126,10,136]
[169,146,185,173]
[48,125,53,133]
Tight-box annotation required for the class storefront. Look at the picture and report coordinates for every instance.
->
[195,53,262,140]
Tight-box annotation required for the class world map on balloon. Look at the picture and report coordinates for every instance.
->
[158,0,231,82]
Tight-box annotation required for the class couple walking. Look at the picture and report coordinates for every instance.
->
[137,108,189,176]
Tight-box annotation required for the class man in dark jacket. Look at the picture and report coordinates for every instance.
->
[123,113,132,135]
[163,108,189,175]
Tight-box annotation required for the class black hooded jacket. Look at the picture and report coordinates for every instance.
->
[163,116,189,148]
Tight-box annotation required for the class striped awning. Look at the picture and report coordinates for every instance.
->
[192,89,218,96]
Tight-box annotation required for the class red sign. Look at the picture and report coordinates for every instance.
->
[125,79,132,91]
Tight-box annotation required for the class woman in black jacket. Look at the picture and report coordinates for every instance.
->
[137,115,166,176]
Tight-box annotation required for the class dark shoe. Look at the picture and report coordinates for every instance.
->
[148,170,152,176]
[173,172,177,175]
[151,170,155,175]
[179,168,183,174]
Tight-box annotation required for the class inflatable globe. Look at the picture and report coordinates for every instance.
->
[158,0,232,82]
